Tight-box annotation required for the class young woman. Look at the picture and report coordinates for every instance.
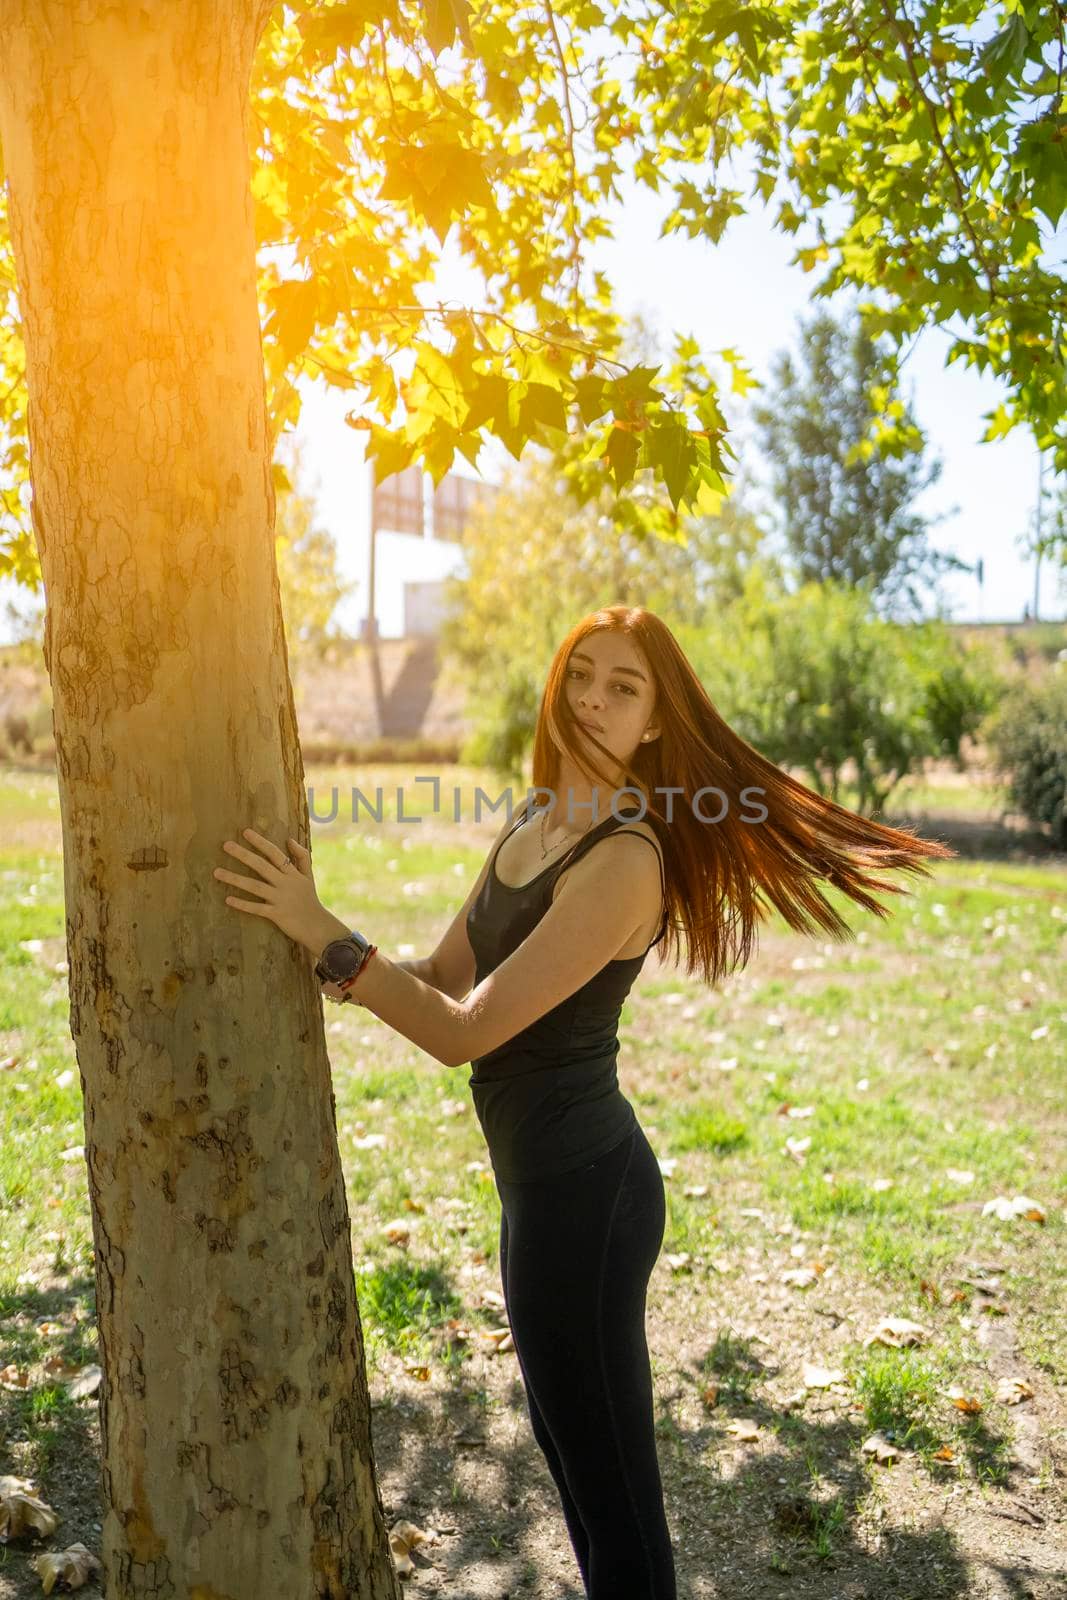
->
[215,604,954,1599]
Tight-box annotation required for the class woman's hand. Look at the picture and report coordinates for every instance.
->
[214,829,339,953]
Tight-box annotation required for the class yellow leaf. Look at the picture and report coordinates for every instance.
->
[0,1476,59,1541]
[32,1545,101,1595]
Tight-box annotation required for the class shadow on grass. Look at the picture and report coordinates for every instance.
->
[0,1275,1051,1599]
[881,809,1064,864]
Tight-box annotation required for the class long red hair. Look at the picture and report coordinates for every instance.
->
[530,605,956,986]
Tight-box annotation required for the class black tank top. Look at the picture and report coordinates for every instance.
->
[464,799,668,1182]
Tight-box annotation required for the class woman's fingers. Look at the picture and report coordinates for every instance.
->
[223,839,281,877]
[215,868,273,898]
[287,837,312,874]
[224,895,271,915]
[242,827,295,869]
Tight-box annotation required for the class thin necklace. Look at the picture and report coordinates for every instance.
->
[537,806,595,862]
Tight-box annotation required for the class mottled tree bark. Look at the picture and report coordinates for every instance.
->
[0,4,400,1594]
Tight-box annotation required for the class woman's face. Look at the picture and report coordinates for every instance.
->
[563,633,658,770]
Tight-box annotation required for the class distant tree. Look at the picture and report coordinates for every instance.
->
[1020,463,1067,610]
[752,307,969,618]
[273,441,356,670]
[986,669,1067,847]
[676,568,1000,813]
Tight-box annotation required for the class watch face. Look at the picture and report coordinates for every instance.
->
[324,938,365,980]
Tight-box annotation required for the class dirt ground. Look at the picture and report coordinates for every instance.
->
[1,1239,1063,1599]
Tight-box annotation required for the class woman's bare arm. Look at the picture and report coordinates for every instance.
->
[342,831,660,1067]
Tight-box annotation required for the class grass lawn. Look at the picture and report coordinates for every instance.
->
[1,761,1064,1599]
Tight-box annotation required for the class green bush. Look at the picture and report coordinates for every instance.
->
[457,660,540,783]
[984,669,1067,846]
[677,570,1003,814]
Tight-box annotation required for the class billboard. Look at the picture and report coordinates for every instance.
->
[372,465,425,536]
[431,473,496,543]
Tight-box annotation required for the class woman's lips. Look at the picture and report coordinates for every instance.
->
[578,719,604,733]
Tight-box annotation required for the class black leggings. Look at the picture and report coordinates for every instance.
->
[495,1122,677,1599]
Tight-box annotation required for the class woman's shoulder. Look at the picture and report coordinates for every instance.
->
[610,809,664,860]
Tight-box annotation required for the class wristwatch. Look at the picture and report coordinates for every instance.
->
[315,930,373,990]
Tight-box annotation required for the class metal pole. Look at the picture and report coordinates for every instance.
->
[365,464,384,737]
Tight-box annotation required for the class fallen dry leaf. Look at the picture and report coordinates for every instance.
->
[932,1445,956,1462]
[995,1377,1034,1406]
[32,1544,100,1594]
[782,1266,819,1289]
[664,1252,691,1273]
[382,1219,412,1247]
[944,1386,982,1414]
[41,1357,81,1381]
[701,1382,719,1409]
[784,1136,811,1162]
[725,1419,760,1442]
[0,1475,59,1541]
[403,1363,431,1381]
[981,1195,1046,1224]
[863,1317,929,1349]
[0,1366,31,1392]
[475,1328,514,1355]
[388,1517,439,1578]
[683,1184,709,1198]
[861,1431,903,1465]
[65,1365,102,1400]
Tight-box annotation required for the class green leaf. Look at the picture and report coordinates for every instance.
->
[976,15,1029,85]
[605,425,640,489]
[648,416,696,511]
[462,372,510,432]
[520,381,568,436]
[574,374,610,424]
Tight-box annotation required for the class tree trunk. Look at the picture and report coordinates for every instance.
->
[0,5,400,1594]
